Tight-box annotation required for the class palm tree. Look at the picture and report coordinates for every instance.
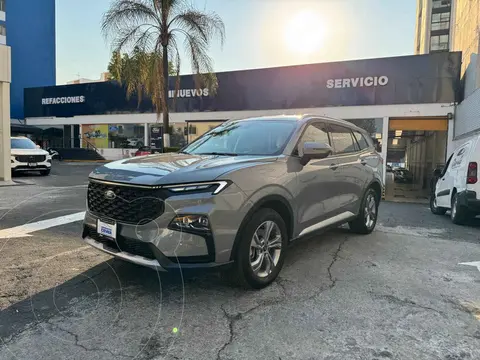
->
[102,0,225,147]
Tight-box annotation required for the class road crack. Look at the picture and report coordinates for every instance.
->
[370,293,445,315]
[216,237,349,359]
[327,236,348,289]
[47,320,134,359]
[0,322,39,348]
[217,283,288,360]
[216,306,237,360]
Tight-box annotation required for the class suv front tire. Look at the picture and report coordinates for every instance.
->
[349,188,379,234]
[230,208,288,289]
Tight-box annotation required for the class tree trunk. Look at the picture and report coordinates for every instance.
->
[162,44,170,148]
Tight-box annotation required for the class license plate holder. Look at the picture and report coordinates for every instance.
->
[97,219,117,240]
[28,162,37,167]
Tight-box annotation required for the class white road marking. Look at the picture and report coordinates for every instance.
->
[376,224,444,237]
[0,211,86,239]
[459,261,480,272]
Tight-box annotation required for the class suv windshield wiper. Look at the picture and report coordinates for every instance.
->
[196,152,239,156]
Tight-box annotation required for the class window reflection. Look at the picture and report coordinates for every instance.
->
[346,118,383,152]
[107,124,145,149]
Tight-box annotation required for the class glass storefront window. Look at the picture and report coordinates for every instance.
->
[148,124,187,149]
[107,124,145,149]
[346,118,383,152]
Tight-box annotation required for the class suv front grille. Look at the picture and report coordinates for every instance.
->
[85,227,156,260]
[87,180,166,224]
[16,155,46,162]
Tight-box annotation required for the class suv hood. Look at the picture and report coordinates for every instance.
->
[11,149,49,156]
[89,153,277,186]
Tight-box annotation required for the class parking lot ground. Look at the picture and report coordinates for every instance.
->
[0,164,480,360]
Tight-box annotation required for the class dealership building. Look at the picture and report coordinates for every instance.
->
[24,52,461,201]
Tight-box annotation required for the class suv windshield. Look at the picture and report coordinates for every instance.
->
[182,120,297,156]
[11,138,37,149]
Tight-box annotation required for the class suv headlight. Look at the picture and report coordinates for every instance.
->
[169,215,211,233]
[164,181,230,195]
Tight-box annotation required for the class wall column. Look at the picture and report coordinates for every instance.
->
[0,46,12,182]
[381,116,389,186]
[447,117,455,157]
[144,123,149,147]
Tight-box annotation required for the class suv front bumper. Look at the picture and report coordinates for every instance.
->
[82,224,232,271]
[11,157,51,171]
[81,181,247,270]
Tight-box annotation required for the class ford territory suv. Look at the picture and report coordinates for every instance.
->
[82,115,383,288]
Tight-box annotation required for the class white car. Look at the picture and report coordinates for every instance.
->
[11,137,52,176]
[430,134,480,224]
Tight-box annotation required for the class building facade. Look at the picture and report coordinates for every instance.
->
[415,0,480,148]
[67,72,111,85]
[450,1,480,145]
[414,0,454,54]
[24,53,462,201]
[0,0,5,46]
[4,0,56,120]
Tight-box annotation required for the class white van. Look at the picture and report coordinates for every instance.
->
[430,135,480,224]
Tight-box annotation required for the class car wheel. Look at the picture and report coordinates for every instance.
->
[451,193,469,225]
[229,208,288,289]
[40,169,51,176]
[430,194,447,215]
[349,188,379,234]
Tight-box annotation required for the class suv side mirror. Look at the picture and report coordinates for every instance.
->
[36,145,41,149]
[300,142,332,165]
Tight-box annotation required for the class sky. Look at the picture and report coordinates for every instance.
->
[56,0,418,85]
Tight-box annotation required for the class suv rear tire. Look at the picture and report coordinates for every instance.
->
[451,192,469,225]
[229,208,288,289]
[349,188,379,234]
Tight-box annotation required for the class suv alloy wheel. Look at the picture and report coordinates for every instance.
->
[229,208,288,289]
[349,188,379,234]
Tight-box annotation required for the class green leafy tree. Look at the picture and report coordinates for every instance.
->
[107,49,175,82]
[102,0,225,147]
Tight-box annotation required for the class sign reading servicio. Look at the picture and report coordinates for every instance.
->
[326,76,389,89]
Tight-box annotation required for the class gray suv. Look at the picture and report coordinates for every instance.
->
[82,115,383,288]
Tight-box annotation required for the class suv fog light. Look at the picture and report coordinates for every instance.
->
[169,215,210,232]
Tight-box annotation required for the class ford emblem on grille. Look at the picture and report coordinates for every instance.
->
[104,190,116,200]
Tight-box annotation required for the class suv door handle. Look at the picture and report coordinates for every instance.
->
[329,163,338,170]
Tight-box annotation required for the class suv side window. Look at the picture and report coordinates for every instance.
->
[352,130,369,150]
[294,122,330,155]
[442,154,453,176]
[329,124,358,154]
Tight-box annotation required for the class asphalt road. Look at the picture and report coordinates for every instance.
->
[0,163,479,360]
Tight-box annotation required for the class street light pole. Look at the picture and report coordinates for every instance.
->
[0,45,11,182]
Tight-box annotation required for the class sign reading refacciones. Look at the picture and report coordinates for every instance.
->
[42,96,86,105]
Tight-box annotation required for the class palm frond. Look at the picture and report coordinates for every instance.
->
[102,0,161,42]
[103,0,226,145]
[169,9,225,48]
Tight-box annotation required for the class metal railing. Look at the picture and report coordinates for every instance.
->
[82,137,101,154]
